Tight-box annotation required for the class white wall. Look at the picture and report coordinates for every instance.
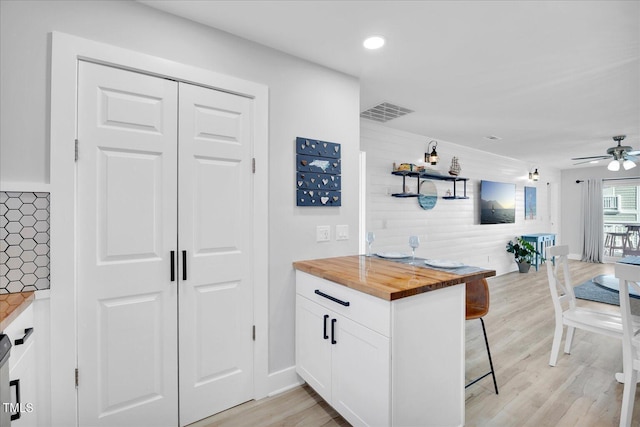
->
[0,0,359,383]
[561,165,640,259]
[362,121,561,276]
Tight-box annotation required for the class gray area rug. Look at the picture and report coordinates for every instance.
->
[574,276,640,313]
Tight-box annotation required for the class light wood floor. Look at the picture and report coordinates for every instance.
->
[192,260,640,426]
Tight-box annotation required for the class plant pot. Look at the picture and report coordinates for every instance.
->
[517,261,531,273]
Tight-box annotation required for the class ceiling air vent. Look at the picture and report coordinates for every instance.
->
[360,102,414,123]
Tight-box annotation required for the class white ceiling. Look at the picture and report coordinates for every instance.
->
[139,0,639,170]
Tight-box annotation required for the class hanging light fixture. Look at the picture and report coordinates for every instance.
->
[425,140,439,165]
[623,159,637,170]
[528,168,540,181]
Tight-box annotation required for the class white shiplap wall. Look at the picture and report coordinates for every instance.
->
[362,121,561,276]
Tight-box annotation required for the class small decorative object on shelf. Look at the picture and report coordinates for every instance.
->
[394,163,425,172]
[449,157,461,176]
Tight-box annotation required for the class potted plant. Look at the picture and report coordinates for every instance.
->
[506,237,544,273]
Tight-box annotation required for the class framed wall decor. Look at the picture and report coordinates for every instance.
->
[296,137,341,206]
[480,180,515,224]
[525,186,537,220]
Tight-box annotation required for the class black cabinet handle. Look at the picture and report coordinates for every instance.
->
[331,318,337,344]
[14,328,33,346]
[323,314,329,339]
[10,379,20,421]
[170,251,176,282]
[182,250,187,281]
[314,290,350,307]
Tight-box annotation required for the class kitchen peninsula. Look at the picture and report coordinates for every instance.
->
[293,255,495,427]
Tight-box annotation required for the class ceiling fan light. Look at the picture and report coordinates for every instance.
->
[608,159,621,171]
[623,159,636,170]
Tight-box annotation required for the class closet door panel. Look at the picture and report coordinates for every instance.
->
[98,149,162,260]
[192,281,244,378]
[193,157,242,254]
[77,61,179,427]
[178,82,254,426]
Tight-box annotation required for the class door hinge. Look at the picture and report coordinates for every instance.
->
[74,139,78,162]
[75,368,79,388]
[252,158,256,174]
[252,325,256,341]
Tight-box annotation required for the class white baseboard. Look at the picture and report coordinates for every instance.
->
[266,365,304,397]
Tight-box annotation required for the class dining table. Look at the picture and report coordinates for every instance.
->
[614,256,640,385]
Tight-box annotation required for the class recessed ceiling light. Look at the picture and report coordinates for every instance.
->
[363,36,385,50]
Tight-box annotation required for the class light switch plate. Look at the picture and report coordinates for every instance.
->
[336,225,349,241]
[316,225,330,242]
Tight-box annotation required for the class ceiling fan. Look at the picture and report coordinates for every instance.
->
[572,135,640,171]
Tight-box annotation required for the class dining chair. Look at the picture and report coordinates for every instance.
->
[606,232,629,257]
[465,278,499,394]
[614,262,640,427]
[546,245,625,367]
[623,225,640,256]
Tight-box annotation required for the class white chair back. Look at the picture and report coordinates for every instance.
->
[546,245,576,316]
[614,262,640,427]
[545,244,625,367]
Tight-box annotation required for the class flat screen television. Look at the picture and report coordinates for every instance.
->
[480,180,516,224]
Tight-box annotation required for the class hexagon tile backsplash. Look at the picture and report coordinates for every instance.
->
[0,192,50,293]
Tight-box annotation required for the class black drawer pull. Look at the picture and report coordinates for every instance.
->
[323,314,329,339]
[170,251,176,282]
[314,290,350,307]
[10,379,20,420]
[14,328,33,346]
[182,250,187,281]
[331,318,337,344]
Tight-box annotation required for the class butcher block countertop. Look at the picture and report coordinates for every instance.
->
[0,291,35,331]
[293,255,496,301]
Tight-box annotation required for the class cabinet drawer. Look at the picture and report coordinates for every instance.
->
[9,339,37,427]
[4,304,35,370]
[296,271,390,336]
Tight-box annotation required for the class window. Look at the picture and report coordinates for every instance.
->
[603,179,640,258]
[603,182,640,225]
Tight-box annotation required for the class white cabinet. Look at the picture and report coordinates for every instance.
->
[330,310,390,425]
[296,295,333,400]
[295,290,390,427]
[5,304,37,426]
[295,270,466,427]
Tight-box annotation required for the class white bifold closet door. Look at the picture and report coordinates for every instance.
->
[76,60,254,427]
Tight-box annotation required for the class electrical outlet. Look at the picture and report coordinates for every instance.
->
[316,225,330,242]
[336,225,349,241]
